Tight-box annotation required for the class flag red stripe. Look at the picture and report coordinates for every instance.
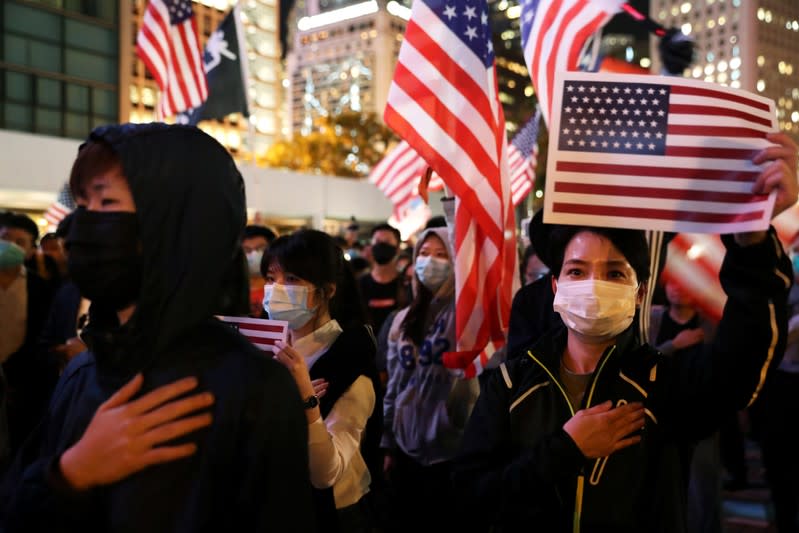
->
[566,11,608,76]
[373,146,415,188]
[245,337,278,345]
[404,19,496,131]
[553,202,765,222]
[384,105,504,248]
[670,85,771,112]
[177,23,203,103]
[138,26,168,87]
[669,104,772,127]
[667,124,768,138]
[669,234,723,281]
[555,161,760,181]
[390,64,502,203]
[170,27,192,112]
[531,0,566,120]
[664,146,760,159]
[547,1,596,120]
[554,181,766,203]
[234,323,285,333]
[380,156,420,193]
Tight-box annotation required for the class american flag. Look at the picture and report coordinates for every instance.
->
[43,182,76,228]
[520,0,623,126]
[544,72,778,234]
[368,141,444,221]
[136,0,208,119]
[216,315,288,354]
[384,0,517,372]
[508,109,541,205]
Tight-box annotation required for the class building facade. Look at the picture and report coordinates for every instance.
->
[651,0,799,140]
[0,0,395,229]
[285,0,410,135]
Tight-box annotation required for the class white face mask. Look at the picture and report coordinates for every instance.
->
[262,283,317,330]
[553,279,638,340]
[246,250,264,276]
[415,256,451,293]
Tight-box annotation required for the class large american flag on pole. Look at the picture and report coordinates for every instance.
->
[544,72,778,234]
[384,0,516,365]
[520,0,623,126]
[136,0,208,119]
[508,109,541,205]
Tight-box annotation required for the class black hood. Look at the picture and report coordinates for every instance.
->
[80,123,248,380]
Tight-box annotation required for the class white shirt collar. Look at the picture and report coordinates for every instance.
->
[292,319,343,370]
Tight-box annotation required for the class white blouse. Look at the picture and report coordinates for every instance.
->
[293,320,376,509]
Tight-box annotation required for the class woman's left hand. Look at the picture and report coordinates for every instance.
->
[273,340,315,399]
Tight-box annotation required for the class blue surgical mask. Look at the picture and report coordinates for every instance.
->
[792,253,799,277]
[262,283,318,330]
[246,250,264,276]
[414,256,451,293]
[0,240,25,269]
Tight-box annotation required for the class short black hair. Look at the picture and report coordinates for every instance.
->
[424,215,447,229]
[40,232,59,245]
[370,222,400,243]
[244,224,277,244]
[545,225,650,284]
[1,212,39,244]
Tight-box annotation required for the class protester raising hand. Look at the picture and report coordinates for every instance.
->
[59,374,214,491]
[753,132,799,218]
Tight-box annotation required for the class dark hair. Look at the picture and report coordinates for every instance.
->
[370,222,400,244]
[1,212,40,244]
[40,232,59,245]
[547,226,651,283]
[424,215,447,229]
[262,229,367,329]
[244,224,277,244]
[520,244,537,284]
[69,140,122,200]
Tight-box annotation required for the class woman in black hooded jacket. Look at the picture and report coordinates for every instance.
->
[0,123,315,532]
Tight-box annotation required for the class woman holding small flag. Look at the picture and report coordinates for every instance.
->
[451,132,798,532]
[263,229,382,532]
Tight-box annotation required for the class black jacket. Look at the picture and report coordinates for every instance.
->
[0,124,315,532]
[452,230,791,532]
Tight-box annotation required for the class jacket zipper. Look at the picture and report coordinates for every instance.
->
[528,345,617,533]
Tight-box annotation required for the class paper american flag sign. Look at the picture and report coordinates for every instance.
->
[544,72,778,234]
[215,315,288,354]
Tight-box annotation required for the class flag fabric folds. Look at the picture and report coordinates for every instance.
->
[519,0,623,126]
[43,182,76,228]
[179,3,250,125]
[508,108,541,205]
[136,0,208,119]
[384,0,517,369]
[544,71,778,234]
[368,141,444,222]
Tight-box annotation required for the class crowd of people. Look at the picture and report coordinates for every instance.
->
[0,122,797,532]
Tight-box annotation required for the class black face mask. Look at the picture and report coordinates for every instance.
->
[66,209,142,311]
[371,242,397,265]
